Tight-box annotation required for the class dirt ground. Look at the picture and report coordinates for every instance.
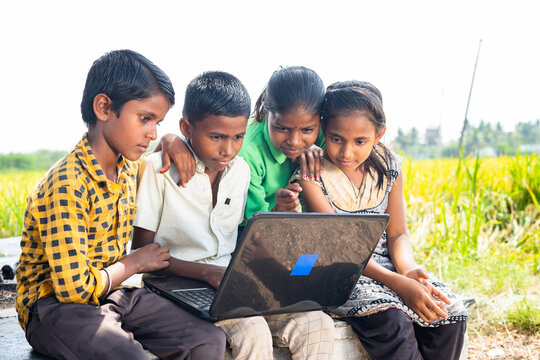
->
[0,288,538,359]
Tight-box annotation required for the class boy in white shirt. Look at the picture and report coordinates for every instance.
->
[132,71,334,360]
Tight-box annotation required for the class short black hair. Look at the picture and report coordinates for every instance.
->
[254,66,325,122]
[182,71,251,123]
[80,49,175,126]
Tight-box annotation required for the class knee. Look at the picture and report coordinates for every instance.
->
[207,324,227,349]
[232,317,272,347]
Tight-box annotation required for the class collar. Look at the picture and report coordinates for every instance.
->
[76,133,134,188]
[262,118,288,165]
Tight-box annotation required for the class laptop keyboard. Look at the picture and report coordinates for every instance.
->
[172,288,216,307]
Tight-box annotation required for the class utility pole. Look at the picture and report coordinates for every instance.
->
[458,39,482,154]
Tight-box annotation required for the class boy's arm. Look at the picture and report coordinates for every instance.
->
[154,134,196,187]
[132,226,225,289]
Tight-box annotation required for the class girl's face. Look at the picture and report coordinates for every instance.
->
[267,109,320,161]
[324,111,385,173]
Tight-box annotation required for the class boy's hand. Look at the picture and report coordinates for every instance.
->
[202,265,227,289]
[128,243,170,273]
[395,276,449,323]
[155,134,196,187]
[273,183,302,212]
[294,145,324,181]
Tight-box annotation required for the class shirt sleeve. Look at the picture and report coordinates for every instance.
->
[243,156,270,223]
[133,155,165,231]
[40,184,104,304]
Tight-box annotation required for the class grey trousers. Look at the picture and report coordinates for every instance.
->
[26,288,226,360]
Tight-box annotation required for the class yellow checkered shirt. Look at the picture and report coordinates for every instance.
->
[16,133,138,331]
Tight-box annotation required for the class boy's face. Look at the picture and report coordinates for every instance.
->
[267,109,320,161]
[180,115,248,173]
[101,94,170,161]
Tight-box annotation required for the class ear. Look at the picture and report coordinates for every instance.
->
[179,118,192,139]
[93,94,113,122]
[375,126,386,143]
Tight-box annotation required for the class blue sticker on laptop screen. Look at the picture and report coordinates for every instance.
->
[290,254,319,276]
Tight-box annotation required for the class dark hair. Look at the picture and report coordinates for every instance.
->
[254,66,325,122]
[182,71,251,123]
[322,81,391,191]
[80,49,175,127]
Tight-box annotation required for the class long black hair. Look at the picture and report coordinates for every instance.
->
[254,66,325,122]
[321,81,392,191]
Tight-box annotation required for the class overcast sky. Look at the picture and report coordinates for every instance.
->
[1,0,539,154]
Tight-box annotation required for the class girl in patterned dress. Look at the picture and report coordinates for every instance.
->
[290,81,468,360]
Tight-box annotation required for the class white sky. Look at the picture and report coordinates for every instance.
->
[1,0,539,154]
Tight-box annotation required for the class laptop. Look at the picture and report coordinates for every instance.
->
[143,212,389,321]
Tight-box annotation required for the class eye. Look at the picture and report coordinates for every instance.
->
[273,125,288,132]
[302,128,315,134]
[210,135,223,141]
[140,115,151,122]
[234,135,245,141]
[356,140,367,145]
[330,137,341,143]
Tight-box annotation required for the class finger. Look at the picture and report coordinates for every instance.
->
[432,287,451,305]
[313,150,321,180]
[318,148,325,171]
[305,151,315,180]
[427,299,449,319]
[417,268,430,279]
[286,183,303,193]
[298,153,308,179]
[159,153,171,174]
[178,168,187,187]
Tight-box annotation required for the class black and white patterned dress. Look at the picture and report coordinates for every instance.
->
[291,149,469,327]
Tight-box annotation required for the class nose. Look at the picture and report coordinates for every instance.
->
[147,123,158,141]
[287,130,302,147]
[220,139,234,157]
[340,143,353,159]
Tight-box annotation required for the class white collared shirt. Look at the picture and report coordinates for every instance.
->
[134,150,250,266]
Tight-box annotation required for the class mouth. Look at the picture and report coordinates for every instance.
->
[137,145,148,152]
[338,160,355,167]
[215,159,231,167]
[282,148,302,156]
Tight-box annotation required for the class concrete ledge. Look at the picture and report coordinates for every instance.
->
[0,313,468,360]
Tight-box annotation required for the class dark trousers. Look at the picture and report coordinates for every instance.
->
[26,288,226,360]
[344,308,466,360]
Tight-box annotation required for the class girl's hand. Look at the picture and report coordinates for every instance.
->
[404,267,451,310]
[395,276,449,323]
[155,134,196,187]
[294,145,324,181]
[273,183,302,212]
[201,265,227,289]
[127,243,170,273]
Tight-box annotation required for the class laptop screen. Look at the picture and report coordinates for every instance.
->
[210,212,389,317]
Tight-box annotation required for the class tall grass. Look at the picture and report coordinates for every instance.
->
[403,154,540,333]
[0,171,44,238]
[0,155,539,332]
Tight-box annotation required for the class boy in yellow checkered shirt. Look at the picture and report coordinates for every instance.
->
[16,49,225,360]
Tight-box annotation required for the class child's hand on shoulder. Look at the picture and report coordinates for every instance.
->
[128,243,170,273]
[294,145,324,181]
[274,183,303,212]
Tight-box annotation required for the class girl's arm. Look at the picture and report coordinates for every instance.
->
[385,173,416,274]
[132,227,226,289]
[294,145,325,181]
[155,134,196,187]
[295,179,334,213]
